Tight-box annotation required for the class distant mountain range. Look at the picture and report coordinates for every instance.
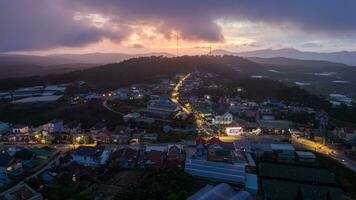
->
[212,48,356,66]
[0,52,173,78]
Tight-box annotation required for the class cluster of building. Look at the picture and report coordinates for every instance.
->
[177,72,320,136]
[0,119,162,146]
[0,146,54,185]
[0,84,68,104]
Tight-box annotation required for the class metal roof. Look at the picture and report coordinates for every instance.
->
[187,183,250,200]
[185,159,245,185]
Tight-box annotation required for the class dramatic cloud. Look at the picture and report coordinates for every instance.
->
[0,0,129,52]
[1,0,355,52]
[73,0,356,36]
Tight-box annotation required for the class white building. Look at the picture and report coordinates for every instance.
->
[42,120,63,133]
[147,100,180,115]
[72,146,110,166]
[212,112,233,125]
[225,127,243,136]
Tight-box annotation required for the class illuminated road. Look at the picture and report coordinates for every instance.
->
[170,73,213,135]
[292,136,356,172]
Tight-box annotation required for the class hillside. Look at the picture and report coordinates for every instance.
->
[0,55,355,97]
[212,48,356,66]
[0,56,242,91]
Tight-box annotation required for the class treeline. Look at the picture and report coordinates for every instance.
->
[0,56,240,91]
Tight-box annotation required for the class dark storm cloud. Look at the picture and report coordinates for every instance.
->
[74,0,356,37]
[1,0,355,51]
[0,0,128,52]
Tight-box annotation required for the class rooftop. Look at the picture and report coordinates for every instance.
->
[74,146,105,157]
[185,159,245,185]
[187,183,250,200]
[270,143,295,151]
[0,183,42,200]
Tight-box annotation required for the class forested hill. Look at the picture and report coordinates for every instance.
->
[0,56,258,91]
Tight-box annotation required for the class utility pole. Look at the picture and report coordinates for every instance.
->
[176,33,179,57]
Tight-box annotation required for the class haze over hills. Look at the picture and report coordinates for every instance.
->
[212,48,356,66]
[0,52,174,78]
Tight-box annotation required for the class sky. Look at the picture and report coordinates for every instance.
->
[1,0,356,55]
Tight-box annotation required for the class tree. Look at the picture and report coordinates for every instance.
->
[295,186,303,200]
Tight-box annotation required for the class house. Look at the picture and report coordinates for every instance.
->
[131,129,146,143]
[72,146,110,166]
[138,150,166,169]
[63,121,81,134]
[0,122,11,136]
[141,133,158,143]
[89,122,110,143]
[166,145,184,168]
[15,149,37,167]
[264,97,285,108]
[270,143,295,162]
[240,122,261,134]
[2,132,30,143]
[195,103,213,119]
[0,151,11,184]
[212,104,233,125]
[205,137,235,163]
[212,112,233,125]
[110,132,130,144]
[42,119,63,133]
[260,113,275,121]
[89,122,107,135]
[147,99,180,117]
[12,124,29,134]
[92,129,110,144]
[30,147,53,160]
[110,147,138,169]
[114,89,129,100]
[0,183,43,200]
[334,127,356,142]
[0,151,23,182]
[295,151,316,163]
[241,110,257,122]
[195,137,208,158]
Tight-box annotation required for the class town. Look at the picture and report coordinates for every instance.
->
[0,70,355,200]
